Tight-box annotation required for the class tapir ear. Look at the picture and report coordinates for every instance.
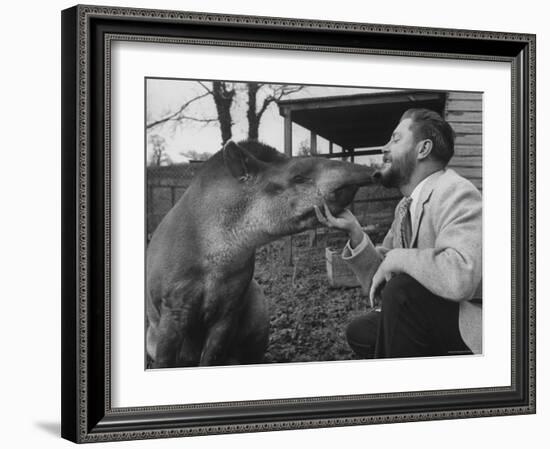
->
[223,140,263,181]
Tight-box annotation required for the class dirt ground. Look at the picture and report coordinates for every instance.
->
[256,236,372,364]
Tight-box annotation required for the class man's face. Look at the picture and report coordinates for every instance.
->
[377,117,419,188]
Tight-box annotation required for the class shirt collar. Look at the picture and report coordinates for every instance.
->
[410,170,443,218]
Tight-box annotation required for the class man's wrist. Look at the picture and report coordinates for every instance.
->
[349,226,364,249]
[384,249,403,272]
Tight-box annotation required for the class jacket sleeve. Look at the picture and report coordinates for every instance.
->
[341,226,394,295]
[390,183,482,301]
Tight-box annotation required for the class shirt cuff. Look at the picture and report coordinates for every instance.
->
[342,232,368,260]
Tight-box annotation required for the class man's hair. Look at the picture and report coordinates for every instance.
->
[400,108,455,165]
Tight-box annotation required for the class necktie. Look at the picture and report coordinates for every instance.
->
[396,196,413,248]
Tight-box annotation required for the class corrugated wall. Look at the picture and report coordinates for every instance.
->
[445,91,483,191]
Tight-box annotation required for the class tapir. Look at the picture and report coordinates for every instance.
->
[146,140,373,367]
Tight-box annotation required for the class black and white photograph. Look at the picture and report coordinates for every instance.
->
[145,79,483,369]
[2,0,547,445]
[56,2,537,444]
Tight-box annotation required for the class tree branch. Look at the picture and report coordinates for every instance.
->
[274,85,305,99]
[256,85,304,119]
[146,91,212,129]
[257,96,275,119]
[197,81,213,94]
[163,115,218,125]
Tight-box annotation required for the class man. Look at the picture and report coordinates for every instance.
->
[315,108,482,358]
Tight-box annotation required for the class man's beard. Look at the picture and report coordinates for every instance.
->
[376,151,417,188]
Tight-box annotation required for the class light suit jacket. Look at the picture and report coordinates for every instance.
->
[342,168,483,353]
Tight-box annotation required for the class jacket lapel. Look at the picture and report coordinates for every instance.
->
[410,170,445,247]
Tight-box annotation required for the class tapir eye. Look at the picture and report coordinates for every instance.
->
[292,175,310,184]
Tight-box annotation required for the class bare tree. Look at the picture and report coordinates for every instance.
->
[246,83,305,141]
[297,139,313,156]
[146,81,303,152]
[179,149,212,161]
[198,81,235,145]
[147,81,236,146]
[148,134,172,166]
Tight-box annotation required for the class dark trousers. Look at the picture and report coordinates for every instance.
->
[346,274,472,359]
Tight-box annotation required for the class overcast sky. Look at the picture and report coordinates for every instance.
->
[146,79,391,164]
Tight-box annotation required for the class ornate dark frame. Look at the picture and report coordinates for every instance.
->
[61,4,536,443]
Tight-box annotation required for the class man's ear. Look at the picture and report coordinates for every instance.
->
[416,139,433,160]
[223,140,263,181]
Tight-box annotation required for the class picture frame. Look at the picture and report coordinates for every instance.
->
[61,4,536,443]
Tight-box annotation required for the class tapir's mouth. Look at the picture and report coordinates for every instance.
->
[297,179,370,226]
[301,183,361,221]
[300,208,318,222]
[330,183,360,208]
[373,160,391,182]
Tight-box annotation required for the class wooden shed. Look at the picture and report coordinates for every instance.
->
[277,89,482,265]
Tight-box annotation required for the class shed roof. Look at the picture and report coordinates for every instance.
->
[278,90,446,149]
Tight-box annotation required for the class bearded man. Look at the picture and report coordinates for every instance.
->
[315,108,482,359]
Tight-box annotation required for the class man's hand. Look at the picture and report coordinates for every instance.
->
[369,250,403,304]
[314,203,364,246]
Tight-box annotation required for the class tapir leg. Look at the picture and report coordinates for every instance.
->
[148,319,203,368]
[199,318,237,366]
[151,303,203,368]
[199,280,269,366]
[149,305,182,368]
[229,280,269,364]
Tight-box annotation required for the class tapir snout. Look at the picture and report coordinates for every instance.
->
[316,159,373,213]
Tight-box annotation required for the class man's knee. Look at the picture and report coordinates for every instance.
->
[379,274,426,316]
[345,311,380,358]
[383,273,419,297]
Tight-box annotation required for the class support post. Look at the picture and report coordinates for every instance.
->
[308,130,318,247]
[310,130,317,155]
[283,111,294,265]
[284,111,293,157]
[350,148,355,213]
